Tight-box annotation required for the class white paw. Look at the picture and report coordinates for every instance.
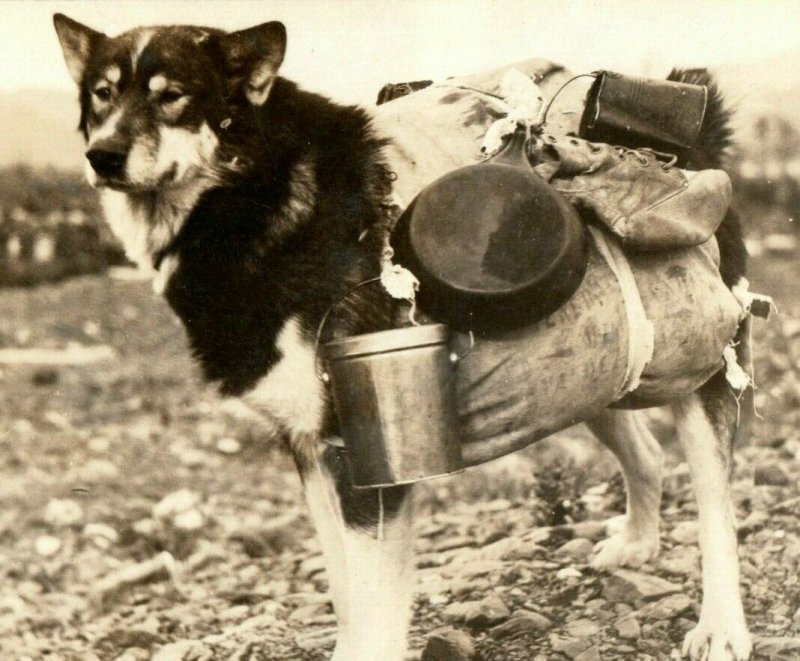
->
[590,519,660,571]
[681,615,752,661]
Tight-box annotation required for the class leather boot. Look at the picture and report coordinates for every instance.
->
[530,134,731,250]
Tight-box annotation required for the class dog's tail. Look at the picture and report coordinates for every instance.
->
[668,67,745,288]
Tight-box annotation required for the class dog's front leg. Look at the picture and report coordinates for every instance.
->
[296,442,415,661]
[672,393,752,661]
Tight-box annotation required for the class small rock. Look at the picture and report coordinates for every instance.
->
[449,577,490,598]
[422,627,475,661]
[294,628,337,652]
[174,447,208,468]
[527,528,552,544]
[87,437,110,454]
[670,521,699,545]
[114,649,150,661]
[614,615,641,639]
[133,518,159,538]
[83,523,119,549]
[218,604,250,622]
[489,612,552,639]
[216,437,241,455]
[602,570,681,603]
[753,636,800,659]
[34,535,62,557]
[657,545,700,576]
[101,628,162,650]
[556,538,594,562]
[43,410,72,430]
[467,595,511,628]
[44,498,84,528]
[435,535,476,552]
[550,634,592,658]
[557,566,582,580]
[739,510,769,535]
[32,368,59,386]
[298,554,326,579]
[289,602,329,623]
[443,596,510,628]
[754,464,790,487]
[638,593,694,621]
[574,648,601,661]
[173,509,205,532]
[564,618,601,637]
[77,458,119,483]
[568,520,608,541]
[153,489,200,520]
[152,640,212,661]
[480,498,513,512]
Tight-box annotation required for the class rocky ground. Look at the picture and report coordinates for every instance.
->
[0,243,799,661]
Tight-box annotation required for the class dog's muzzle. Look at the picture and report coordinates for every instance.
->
[86,149,127,179]
[86,145,127,179]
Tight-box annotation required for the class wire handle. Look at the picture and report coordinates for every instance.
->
[450,331,475,364]
[314,277,383,382]
[538,72,598,127]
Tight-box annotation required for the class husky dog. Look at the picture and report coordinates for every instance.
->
[54,14,752,660]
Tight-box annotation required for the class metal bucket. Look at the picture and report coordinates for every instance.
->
[321,323,463,488]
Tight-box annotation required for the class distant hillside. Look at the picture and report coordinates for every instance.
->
[1,49,799,170]
[0,89,84,170]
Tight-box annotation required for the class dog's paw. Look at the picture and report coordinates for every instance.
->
[681,616,752,661]
[590,519,660,571]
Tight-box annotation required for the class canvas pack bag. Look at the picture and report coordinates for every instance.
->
[370,60,747,466]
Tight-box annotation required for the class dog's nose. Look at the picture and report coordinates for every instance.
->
[86,147,127,178]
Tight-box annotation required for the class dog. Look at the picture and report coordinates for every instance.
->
[54,14,753,661]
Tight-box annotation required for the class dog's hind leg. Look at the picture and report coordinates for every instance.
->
[672,386,752,661]
[296,442,415,661]
[586,409,664,570]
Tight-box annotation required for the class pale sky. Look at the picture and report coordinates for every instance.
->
[2,0,799,105]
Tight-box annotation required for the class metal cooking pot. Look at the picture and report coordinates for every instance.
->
[321,323,464,488]
[392,130,588,333]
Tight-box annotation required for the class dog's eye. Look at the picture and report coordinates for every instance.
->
[160,89,186,105]
[93,87,113,102]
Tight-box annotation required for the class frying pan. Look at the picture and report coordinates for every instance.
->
[392,130,588,333]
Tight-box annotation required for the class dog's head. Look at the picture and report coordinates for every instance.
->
[53,14,286,192]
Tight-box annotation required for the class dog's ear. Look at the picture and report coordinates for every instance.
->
[219,21,287,106]
[53,14,105,85]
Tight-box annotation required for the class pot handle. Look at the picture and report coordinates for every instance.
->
[313,276,383,382]
[450,331,475,364]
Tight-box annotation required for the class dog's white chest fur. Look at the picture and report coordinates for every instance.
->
[239,316,326,439]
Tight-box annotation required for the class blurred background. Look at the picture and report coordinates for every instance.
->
[1,2,799,660]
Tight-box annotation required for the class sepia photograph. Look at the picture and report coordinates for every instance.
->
[0,1,799,659]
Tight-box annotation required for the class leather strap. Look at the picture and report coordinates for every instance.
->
[587,225,654,397]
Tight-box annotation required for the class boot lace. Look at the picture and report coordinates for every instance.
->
[615,146,678,171]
